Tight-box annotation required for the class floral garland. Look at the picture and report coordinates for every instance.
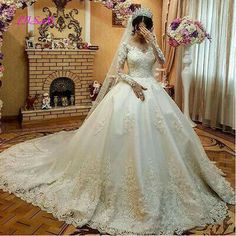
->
[97,0,132,19]
[0,2,16,77]
[0,0,36,78]
[0,0,131,80]
[167,16,211,47]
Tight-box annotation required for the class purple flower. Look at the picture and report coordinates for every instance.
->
[190,30,198,38]
[6,7,16,19]
[0,4,8,12]
[170,18,181,30]
[0,53,3,60]
[180,29,189,37]
[206,33,212,42]
[0,21,6,32]
[170,21,180,30]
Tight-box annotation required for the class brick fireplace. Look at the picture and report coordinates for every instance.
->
[22,48,98,124]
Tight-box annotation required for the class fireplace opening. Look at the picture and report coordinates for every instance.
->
[50,77,75,107]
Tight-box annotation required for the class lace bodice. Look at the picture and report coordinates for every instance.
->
[116,42,165,86]
[126,44,156,78]
[85,40,166,119]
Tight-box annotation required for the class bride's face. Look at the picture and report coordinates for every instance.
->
[136,21,147,39]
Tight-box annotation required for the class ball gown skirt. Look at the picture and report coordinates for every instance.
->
[0,76,235,235]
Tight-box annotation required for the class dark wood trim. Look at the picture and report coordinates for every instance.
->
[196,123,235,143]
[1,115,20,121]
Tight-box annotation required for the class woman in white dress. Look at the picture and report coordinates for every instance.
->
[0,8,235,235]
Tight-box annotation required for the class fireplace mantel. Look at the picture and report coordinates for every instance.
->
[25,48,98,52]
[22,47,98,124]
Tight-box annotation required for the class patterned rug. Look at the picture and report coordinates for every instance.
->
[0,123,235,235]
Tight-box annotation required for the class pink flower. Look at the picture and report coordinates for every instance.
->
[181,36,191,45]
[182,28,190,36]
[195,21,203,29]
[168,38,179,47]
[0,65,4,73]
[167,17,211,47]
[105,1,114,9]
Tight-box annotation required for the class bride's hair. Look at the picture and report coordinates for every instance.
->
[132,16,153,35]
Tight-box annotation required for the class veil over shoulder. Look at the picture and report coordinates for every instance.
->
[85,16,133,119]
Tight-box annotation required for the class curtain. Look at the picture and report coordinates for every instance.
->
[161,0,188,109]
[187,0,235,134]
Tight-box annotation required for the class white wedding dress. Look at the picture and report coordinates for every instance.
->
[0,42,235,235]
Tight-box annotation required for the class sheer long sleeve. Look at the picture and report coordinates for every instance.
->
[150,35,166,64]
[116,42,136,87]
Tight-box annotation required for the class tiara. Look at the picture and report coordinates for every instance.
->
[132,7,153,21]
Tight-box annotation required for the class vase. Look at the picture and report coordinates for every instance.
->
[181,45,197,128]
[62,97,68,107]
[53,96,58,107]
[70,95,75,106]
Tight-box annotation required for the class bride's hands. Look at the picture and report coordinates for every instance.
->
[131,81,147,101]
[139,26,166,64]
[139,26,155,44]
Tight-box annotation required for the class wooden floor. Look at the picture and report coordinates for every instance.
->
[0,118,235,235]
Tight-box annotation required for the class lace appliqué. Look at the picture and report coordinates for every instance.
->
[94,119,106,135]
[151,35,166,64]
[117,42,127,68]
[123,112,135,134]
[117,42,135,86]
[153,106,166,134]
[152,43,166,64]
[172,115,183,131]
[120,154,149,222]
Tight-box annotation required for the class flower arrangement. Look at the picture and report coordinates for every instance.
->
[95,0,132,20]
[16,0,36,9]
[167,16,211,47]
[114,1,133,20]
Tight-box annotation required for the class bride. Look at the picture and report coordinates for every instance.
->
[0,7,235,235]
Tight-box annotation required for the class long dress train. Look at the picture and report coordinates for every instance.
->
[0,42,235,235]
